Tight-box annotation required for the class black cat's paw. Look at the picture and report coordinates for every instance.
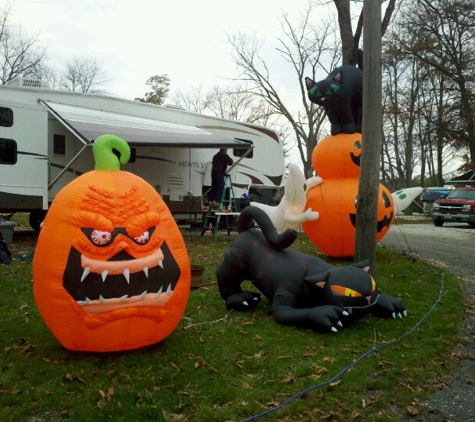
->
[310,305,350,333]
[372,294,407,319]
[225,291,261,311]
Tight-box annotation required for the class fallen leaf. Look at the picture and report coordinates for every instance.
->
[406,405,420,416]
[242,382,253,390]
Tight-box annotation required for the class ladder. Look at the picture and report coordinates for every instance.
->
[201,174,240,239]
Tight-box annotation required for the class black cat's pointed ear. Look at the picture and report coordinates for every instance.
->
[305,77,314,88]
[353,259,370,273]
[333,72,341,83]
[305,271,330,288]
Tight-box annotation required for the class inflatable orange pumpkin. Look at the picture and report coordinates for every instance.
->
[33,135,190,352]
[303,179,394,257]
[311,133,362,179]
[303,133,394,257]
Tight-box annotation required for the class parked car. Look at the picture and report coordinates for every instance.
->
[431,187,475,227]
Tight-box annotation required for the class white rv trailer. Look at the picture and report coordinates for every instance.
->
[0,78,285,229]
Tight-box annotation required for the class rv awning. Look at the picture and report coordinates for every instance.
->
[39,100,250,149]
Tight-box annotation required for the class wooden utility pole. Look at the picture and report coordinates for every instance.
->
[354,0,382,271]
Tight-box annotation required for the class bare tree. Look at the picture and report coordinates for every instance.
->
[59,56,110,93]
[172,83,293,161]
[401,0,475,164]
[0,2,47,84]
[332,0,398,65]
[171,84,214,113]
[228,5,340,176]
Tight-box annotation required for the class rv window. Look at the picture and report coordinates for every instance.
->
[0,138,17,164]
[233,139,253,159]
[0,107,13,127]
[53,134,66,156]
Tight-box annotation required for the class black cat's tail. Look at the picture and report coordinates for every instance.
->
[237,206,298,249]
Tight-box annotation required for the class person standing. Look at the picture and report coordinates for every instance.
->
[210,148,233,205]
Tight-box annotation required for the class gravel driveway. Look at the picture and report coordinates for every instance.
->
[380,218,475,421]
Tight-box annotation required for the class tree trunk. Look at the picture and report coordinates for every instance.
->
[354,0,382,272]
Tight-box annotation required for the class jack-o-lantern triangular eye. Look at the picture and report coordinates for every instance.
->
[382,191,391,208]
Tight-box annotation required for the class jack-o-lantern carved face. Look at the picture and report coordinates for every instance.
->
[303,180,394,257]
[33,135,190,352]
[312,133,362,179]
[349,190,394,232]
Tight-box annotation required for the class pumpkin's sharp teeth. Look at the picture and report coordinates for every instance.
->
[158,260,164,269]
[156,286,163,296]
[101,270,109,282]
[143,267,149,278]
[81,267,91,282]
[140,290,147,300]
[85,297,93,305]
[99,295,106,303]
[166,284,172,296]
[123,268,130,284]
[120,294,128,302]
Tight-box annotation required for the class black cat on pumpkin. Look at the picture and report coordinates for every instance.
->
[305,52,363,135]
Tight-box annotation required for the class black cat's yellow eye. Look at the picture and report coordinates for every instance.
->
[331,285,362,298]
[371,277,376,292]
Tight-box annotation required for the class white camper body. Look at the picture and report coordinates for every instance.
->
[0,79,285,226]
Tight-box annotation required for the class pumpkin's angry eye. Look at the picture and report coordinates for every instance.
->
[82,227,155,248]
[63,241,181,320]
[90,229,112,246]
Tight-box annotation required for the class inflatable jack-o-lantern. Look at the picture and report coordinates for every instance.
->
[303,134,394,257]
[33,135,190,352]
[303,180,394,257]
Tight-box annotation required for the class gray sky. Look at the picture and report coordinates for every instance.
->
[11,0,331,102]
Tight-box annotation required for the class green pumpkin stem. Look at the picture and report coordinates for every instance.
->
[93,134,131,171]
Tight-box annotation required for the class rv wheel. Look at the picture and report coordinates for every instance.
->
[29,210,47,233]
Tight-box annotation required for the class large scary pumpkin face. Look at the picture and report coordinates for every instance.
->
[303,179,394,257]
[312,133,362,179]
[33,135,190,352]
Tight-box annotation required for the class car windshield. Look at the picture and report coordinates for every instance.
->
[447,189,475,200]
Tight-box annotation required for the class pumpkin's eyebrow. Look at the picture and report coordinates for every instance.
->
[125,212,161,238]
[71,211,114,232]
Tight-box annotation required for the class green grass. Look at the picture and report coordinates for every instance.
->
[0,229,464,421]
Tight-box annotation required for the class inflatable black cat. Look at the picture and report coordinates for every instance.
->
[216,207,406,333]
[305,64,363,135]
